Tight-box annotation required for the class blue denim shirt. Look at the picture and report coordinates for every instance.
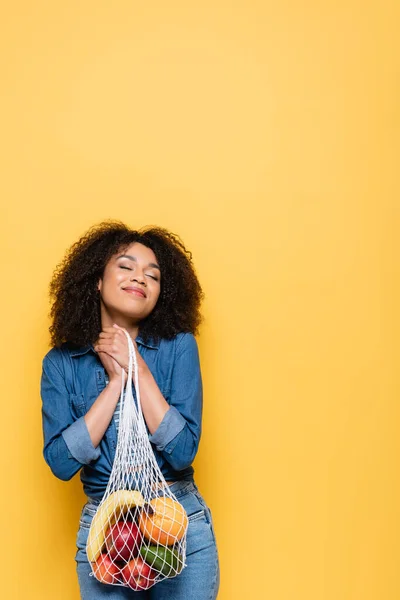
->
[40,332,202,499]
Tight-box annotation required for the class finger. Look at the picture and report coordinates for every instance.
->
[94,343,118,354]
[95,338,115,347]
[98,332,114,338]
[95,350,114,361]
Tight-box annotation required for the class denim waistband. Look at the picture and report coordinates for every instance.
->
[86,478,196,507]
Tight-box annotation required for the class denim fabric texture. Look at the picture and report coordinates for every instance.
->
[40,332,203,499]
[76,480,220,599]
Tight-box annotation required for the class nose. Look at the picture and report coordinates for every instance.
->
[130,269,146,285]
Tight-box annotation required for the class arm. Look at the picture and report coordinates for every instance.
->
[40,353,121,481]
[147,333,203,472]
[83,350,127,447]
[94,325,170,435]
[134,369,170,436]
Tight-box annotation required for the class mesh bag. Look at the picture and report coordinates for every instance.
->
[86,331,188,591]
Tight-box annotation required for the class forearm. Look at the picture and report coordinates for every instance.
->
[84,377,123,447]
[136,367,201,471]
[135,367,170,435]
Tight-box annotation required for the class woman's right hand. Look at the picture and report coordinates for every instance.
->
[96,349,127,385]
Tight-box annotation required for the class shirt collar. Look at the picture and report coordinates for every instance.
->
[68,334,160,357]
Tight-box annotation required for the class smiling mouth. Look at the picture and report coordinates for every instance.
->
[123,289,146,298]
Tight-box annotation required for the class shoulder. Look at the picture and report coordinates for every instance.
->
[159,332,198,352]
[160,333,198,357]
[41,342,74,371]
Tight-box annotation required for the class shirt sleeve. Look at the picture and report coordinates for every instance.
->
[41,352,101,481]
[148,333,203,471]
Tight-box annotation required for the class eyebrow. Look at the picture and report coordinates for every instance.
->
[117,254,161,270]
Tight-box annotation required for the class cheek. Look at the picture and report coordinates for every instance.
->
[100,276,122,302]
[103,269,124,289]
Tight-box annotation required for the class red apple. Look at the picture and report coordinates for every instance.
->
[105,520,141,561]
[121,557,156,591]
[92,553,121,584]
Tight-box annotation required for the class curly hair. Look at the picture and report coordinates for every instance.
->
[48,220,204,348]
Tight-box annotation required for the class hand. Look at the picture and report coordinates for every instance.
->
[94,324,149,377]
[95,349,127,385]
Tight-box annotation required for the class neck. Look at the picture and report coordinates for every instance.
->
[100,303,140,340]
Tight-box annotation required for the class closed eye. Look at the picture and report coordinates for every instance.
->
[120,266,158,281]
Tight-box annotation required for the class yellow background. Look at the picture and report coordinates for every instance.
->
[0,2,398,599]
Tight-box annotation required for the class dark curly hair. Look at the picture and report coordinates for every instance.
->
[48,220,204,348]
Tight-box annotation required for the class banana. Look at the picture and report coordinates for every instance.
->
[86,489,145,562]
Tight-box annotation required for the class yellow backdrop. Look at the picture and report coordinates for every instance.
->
[0,2,398,599]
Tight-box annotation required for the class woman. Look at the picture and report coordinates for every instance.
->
[40,220,220,599]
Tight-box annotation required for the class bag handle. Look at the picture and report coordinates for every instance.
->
[118,330,147,437]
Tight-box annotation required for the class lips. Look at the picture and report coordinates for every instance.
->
[123,287,146,298]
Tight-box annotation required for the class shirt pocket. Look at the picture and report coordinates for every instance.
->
[69,392,86,418]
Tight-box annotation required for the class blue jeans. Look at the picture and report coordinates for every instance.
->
[75,480,220,599]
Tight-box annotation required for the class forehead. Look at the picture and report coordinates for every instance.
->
[115,242,158,264]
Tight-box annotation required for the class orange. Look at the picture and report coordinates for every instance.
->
[139,497,188,545]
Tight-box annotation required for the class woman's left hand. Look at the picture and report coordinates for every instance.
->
[93,324,148,376]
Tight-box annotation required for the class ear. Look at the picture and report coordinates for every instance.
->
[97,278,102,293]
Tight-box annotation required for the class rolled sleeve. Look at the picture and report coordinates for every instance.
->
[41,351,101,481]
[62,416,101,465]
[148,406,186,452]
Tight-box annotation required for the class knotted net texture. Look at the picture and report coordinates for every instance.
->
[86,331,188,591]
